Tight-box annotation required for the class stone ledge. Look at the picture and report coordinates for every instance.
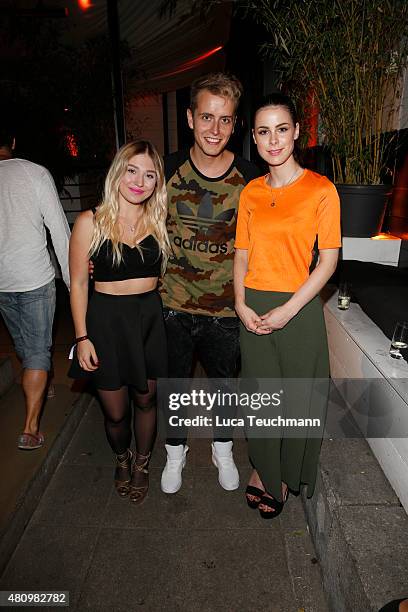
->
[304,438,408,612]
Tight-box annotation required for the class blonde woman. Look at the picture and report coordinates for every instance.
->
[69,140,171,504]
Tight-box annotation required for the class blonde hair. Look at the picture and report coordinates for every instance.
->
[190,72,243,113]
[89,140,171,275]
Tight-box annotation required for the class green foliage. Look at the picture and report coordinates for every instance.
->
[246,0,408,184]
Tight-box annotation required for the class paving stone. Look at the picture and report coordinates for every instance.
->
[30,464,113,527]
[75,528,191,611]
[0,523,99,611]
[76,528,296,612]
[62,401,112,467]
[174,529,296,612]
[320,439,399,506]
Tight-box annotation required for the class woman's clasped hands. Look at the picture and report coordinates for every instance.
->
[236,303,292,335]
[257,305,292,333]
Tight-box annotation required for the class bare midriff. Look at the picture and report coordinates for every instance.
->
[94,277,158,295]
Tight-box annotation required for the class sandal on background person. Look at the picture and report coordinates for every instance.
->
[17,432,45,450]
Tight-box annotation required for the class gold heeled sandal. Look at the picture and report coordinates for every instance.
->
[129,452,151,505]
[114,449,133,498]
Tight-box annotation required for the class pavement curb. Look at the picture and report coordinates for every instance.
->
[0,390,95,576]
[303,438,408,611]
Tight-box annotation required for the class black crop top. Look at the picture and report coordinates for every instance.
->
[91,235,162,282]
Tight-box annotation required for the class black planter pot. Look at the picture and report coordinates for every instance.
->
[336,184,391,238]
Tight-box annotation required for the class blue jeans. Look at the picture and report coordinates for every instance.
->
[0,280,56,371]
[163,309,240,444]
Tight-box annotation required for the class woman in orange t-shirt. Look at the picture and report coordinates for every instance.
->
[234,93,341,519]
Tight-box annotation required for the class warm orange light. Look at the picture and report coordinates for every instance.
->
[304,90,319,148]
[371,233,400,240]
[65,133,79,158]
[155,46,223,79]
[78,0,92,10]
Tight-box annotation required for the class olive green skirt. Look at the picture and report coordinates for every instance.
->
[240,288,329,501]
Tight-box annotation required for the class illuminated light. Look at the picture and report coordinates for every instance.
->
[78,0,92,10]
[64,107,69,112]
[304,90,319,148]
[65,133,79,158]
[154,46,223,79]
[371,233,400,240]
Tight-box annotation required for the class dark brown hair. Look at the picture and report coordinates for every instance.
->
[254,93,298,126]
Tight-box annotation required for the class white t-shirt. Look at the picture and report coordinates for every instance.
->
[0,158,70,292]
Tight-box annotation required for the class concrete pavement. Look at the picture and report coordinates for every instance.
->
[0,398,329,611]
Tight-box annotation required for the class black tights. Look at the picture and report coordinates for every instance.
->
[97,380,157,456]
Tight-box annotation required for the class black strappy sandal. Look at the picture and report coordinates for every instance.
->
[258,487,289,520]
[245,485,265,509]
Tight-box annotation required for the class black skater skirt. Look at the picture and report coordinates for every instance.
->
[69,289,167,391]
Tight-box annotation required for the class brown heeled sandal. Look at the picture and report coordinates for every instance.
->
[114,449,133,498]
[129,452,151,505]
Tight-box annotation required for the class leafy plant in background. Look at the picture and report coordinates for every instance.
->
[245,0,408,185]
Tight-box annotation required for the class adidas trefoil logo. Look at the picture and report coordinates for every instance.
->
[177,193,235,235]
[175,193,234,255]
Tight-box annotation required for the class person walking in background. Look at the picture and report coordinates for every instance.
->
[0,128,70,450]
[234,93,340,518]
[69,140,170,504]
[160,72,260,494]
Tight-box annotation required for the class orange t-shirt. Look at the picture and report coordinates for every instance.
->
[235,169,341,292]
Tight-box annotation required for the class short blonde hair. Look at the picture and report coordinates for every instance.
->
[89,140,171,274]
[190,72,243,113]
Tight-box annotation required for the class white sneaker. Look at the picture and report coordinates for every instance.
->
[211,441,239,491]
[161,444,189,494]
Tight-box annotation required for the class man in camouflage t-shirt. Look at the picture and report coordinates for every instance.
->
[160,73,259,494]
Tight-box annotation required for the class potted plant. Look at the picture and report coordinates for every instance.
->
[246,0,408,237]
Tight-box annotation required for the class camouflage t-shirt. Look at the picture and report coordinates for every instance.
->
[161,150,260,317]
